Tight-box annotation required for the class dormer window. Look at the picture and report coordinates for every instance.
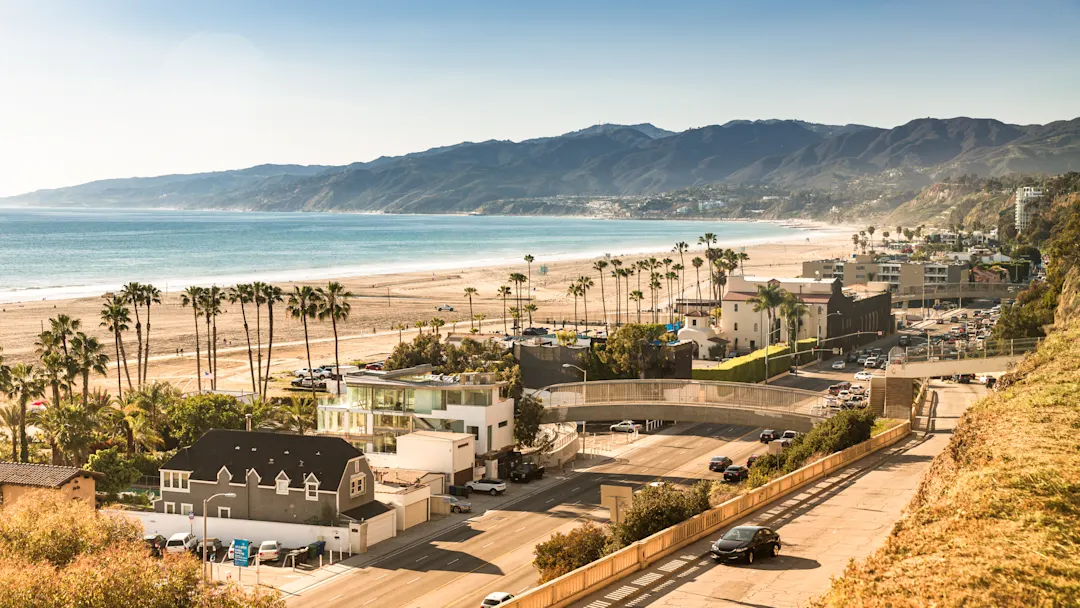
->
[276,479,289,495]
[305,481,318,501]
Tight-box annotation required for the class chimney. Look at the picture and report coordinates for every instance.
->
[245,413,252,432]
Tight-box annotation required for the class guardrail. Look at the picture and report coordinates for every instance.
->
[891,282,1026,302]
[503,420,912,608]
[897,337,1041,364]
[543,379,827,415]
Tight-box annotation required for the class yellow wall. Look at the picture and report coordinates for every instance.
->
[1,475,96,508]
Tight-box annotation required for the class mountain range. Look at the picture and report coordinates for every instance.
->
[5,117,1079,213]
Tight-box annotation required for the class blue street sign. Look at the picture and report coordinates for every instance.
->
[233,539,251,567]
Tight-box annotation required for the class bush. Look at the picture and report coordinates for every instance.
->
[85,447,141,496]
[748,409,877,486]
[533,522,608,583]
[608,481,713,550]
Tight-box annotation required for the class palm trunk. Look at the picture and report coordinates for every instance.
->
[212,314,219,391]
[502,295,508,334]
[598,274,607,328]
[125,424,135,455]
[18,402,28,462]
[303,316,316,399]
[695,268,702,301]
[118,331,134,392]
[583,290,589,329]
[636,298,641,323]
[82,370,89,407]
[193,310,202,392]
[132,303,143,387]
[573,295,578,330]
[142,303,152,384]
[527,265,533,326]
[240,300,257,395]
[468,297,474,330]
[205,315,213,391]
[50,382,60,409]
[113,331,124,399]
[9,426,16,463]
[254,300,263,400]
[332,313,341,396]
[263,302,275,398]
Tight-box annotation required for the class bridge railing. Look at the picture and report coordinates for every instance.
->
[543,379,826,415]
[892,282,1027,301]
[895,337,1041,364]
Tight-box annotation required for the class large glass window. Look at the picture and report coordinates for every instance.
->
[347,386,371,408]
[413,390,445,414]
[373,433,399,454]
[373,413,410,430]
[348,411,366,434]
[463,390,491,406]
[446,391,463,406]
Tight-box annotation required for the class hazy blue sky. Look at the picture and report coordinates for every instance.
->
[2,0,1078,196]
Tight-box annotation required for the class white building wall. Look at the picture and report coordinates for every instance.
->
[110,509,365,551]
[423,399,514,454]
[396,434,475,477]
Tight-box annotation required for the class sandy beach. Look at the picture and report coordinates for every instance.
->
[0,223,855,394]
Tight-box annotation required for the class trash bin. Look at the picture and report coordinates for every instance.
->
[307,540,326,558]
[449,485,472,497]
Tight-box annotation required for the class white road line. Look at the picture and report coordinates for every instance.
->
[516,527,526,532]
[363,598,378,606]
[518,586,531,593]
[407,576,421,584]
[374,573,388,581]
[571,487,580,491]
[331,594,344,601]
[415,555,427,562]
[447,558,459,565]
[546,498,555,503]
[483,542,494,548]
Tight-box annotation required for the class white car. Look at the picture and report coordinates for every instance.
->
[165,532,197,554]
[467,478,507,496]
[849,384,866,395]
[830,360,846,370]
[295,367,331,379]
[481,592,515,607]
[863,357,878,368]
[610,420,643,433]
[436,304,455,312]
[854,370,874,381]
[258,540,281,563]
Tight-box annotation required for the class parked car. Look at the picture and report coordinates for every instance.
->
[827,382,851,395]
[898,335,910,346]
[610,420,643,433]
[854,370,874,381]
[364,362,384,371]
[709,456,733,472]
[954,373,974,384]
[950,315,960,323]
[960,312,968,319]
[780,430,798,441]
[746,454,761,468]
[436,304,455,312]
[863,357,879,368]
[522,327,549,336]
[849,384,866,396]
[467,478,507,496]
[291,377,327,390]
[723,465,749,482]
[831,360,846,370]
[481,592,515,607]
[196,537,223,560]
[255,540,281,563]
[445,495,472,513]
[759,429,779,443]
[710,525,781,564]
[510,464,545,483]
[144,534,167,558]
[936,318,945,324]
[165,532,198,554]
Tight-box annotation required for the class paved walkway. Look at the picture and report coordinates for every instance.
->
[570,381,984,608]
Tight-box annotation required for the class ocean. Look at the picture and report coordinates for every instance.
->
[0,208,819,303]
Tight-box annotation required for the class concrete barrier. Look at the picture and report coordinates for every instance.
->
[502,421,912,608]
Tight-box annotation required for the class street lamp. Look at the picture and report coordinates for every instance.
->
[562,363,587,384]
[563,364,589,453]
[203,492,236,580]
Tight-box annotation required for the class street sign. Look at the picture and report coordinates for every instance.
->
[831,348,841,355]
[233,539,251,567]
[188,511,195,521]
[877,331,884,336]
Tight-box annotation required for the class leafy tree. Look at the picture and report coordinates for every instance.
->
[164,393,250,447]
[992,281,1057,339]
[599,324,672,379]
[749,409,876,486]
[608,481,713,550]
[513,394,545,447]
[533,522,608,583]
[85,446,141,496]
[384,332,445,371]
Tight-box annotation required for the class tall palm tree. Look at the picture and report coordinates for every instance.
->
[737,251,749,275]
[674,242,689,299]
[69,333,108,406]
[649,274,663,323]
[6,363,44,462]
[140,284,161,384]
[260,284,284,399]
[567,283,581,330]
[509,273,527,330]
[474,313,486,333]
[747,283,786,384]
[0,402,19,461]
[395,323,407,344]
[497,285,511,334]
[48,314,80,358]
[251,281,268,398]
[37,350,66,409]
[523,255,535,324]
[200,286,224,390]
[852,233,860,252]
[228,284,259,395]
[698,233,717,296]
[317,282,354,396]
[430,317,445,336]
[665,270,679,324]
[623,266,635,323]
[577,276,593,330]
[592,260,609,327]
[463,287,478,330]
[100,294,133,396]
[692,257,704,301]
[111,395,162,455]
[179,286,204,391]
[120,282,144,385]
[779,293,809,348]
[610,258,624,325]
[131,381,178,438]
[867,225,876,252]
[630,290,644,323]
[287,286,323,399]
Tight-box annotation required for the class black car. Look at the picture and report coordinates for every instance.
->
[144,534,167,558]
[522,327,549,336]
[723,465,749,482]
[709,456,733,472]
[710,526,781,564]
[759,430,778,443]
[954,373,974,384]
[510,464,546,483]
[746,454,761,468]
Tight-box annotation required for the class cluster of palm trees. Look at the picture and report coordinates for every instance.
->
[746,282,811,359]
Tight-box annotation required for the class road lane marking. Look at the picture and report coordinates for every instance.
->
[447,558,459,565]
[374,573,388,581]
[407,576,421,584]
[415,555,427,562]
[572,487,580,491]
[331,594,344,601]
[483,542,494,548]
[518,586,531,593]
[516,527,526,532]
[363,598,378,606]
[546,498,555,503]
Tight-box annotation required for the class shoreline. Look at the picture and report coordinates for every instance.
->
[0,217,853,304]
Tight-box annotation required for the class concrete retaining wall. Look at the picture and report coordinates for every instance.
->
[543,403,820,433]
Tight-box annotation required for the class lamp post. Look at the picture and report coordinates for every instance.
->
[563,363,588,450]
[562,363,587,384]
[203,492,236,580]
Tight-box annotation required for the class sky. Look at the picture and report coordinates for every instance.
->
[1,0,1078,196]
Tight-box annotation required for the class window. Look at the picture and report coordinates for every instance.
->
[275,479,289,495]
[218,506,231,518]
[305,481,319,501]
[162,471,190,491]
[498,420,508,428]
[180,503,193,516]
[467,425,480,441]
[734,323,738,331]
[817,306,822,314]
[734,304,739,312]
[691,319,697,327]
[349,474,365,498]
[164,502,176,514]
[753,323,758,332]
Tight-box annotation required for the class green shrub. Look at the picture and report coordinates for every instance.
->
[608,481,713,550]
[533,522,608,583]
[692,339,817,383]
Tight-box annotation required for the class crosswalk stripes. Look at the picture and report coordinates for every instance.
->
[583,601,611,608]
[604,585,639,601]
[676,565,700,578]
[657,559,686,572]
[630,572,663,586]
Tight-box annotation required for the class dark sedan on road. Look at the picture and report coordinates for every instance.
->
[759,430,779,443]
[711,525,781,564]
[709,456,733,471]
[746,454,761,468]
[723,465,749,482]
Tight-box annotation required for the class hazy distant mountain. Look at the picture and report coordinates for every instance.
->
[4,118,1078,213]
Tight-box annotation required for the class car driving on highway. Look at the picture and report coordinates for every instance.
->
[610,420,643,433]
[709,456,733,471]
[723,465,749,482]
[854,370,874,381]
[481,592,514,607]
[710,525,781,564]
[759,429,779,443]
[831,360,846,370]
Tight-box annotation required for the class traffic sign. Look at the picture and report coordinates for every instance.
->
[233,539,251,567]
[831,348,841,355]
[877,331,884,336]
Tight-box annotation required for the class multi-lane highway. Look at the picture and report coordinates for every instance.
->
[290,422,771,608]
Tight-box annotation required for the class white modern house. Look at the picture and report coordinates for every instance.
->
[316,365,514,461]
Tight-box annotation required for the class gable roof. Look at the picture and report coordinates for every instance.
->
[160,430,363,492]
[0,462,101,488]
[341,501,392,522]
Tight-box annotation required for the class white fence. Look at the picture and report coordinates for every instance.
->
[110,510,357,552]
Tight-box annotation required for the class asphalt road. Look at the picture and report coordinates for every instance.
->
[289,422,767,608]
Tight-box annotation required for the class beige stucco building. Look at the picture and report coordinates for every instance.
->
[0,462,100,508]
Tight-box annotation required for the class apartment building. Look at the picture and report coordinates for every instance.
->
[802,257,968,295]
[1014,186,1042,234]
[316,365,514,459]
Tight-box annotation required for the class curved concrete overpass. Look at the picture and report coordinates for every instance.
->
[537,379,828,432]
[892,282,1025,304]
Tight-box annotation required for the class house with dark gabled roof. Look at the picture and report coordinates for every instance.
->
[154,429,388,525]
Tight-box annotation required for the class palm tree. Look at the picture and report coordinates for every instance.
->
[623,266,635,322]
[665,270,679,324]
[737,251,749,275]
[463,287,478,330]
[228,284,259,395]
[747,283,785,384]
[179,287,204,392]
[649,274,663,323]
[524,255,535,324]
[630,290,644,323]
[779,293,809,348]
[474,313,486,333]
[430,317,445,335]
[395,323,407,343]
[70,333,108,406]
[48,314,80,358]
[274,396,317,435]
[692,257,704,301]
[37,350,66,409]
[201,286,224,390]
[414,320,427,334]
[566,283,580,329]
[317,282,354,396]
[577,276,594,330]
[674,241,689,298]
[251,281,268,398]
[111,395,162,455]
[0,402,19,461]
[509,273,527,330]
[131,381,178,438]
[610,258,624,325]
[260,284,284,399]
[498,285,511,334]
[509,307,522,332]
[120,282,144,385]
[867,226,876,252]
[852,233,860,252]
[139,284,161,384]
[287,286,323,399]
[698,233,717,296]
[592,260,609,327]
[6,363,44,462]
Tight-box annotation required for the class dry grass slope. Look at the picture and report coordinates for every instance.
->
[811,318,1080,607]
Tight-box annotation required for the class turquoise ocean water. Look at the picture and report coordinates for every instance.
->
[0,208,816,302]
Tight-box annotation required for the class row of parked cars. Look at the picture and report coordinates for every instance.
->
[144,533,293,564]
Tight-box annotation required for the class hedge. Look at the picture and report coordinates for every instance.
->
[692,338,817,383]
